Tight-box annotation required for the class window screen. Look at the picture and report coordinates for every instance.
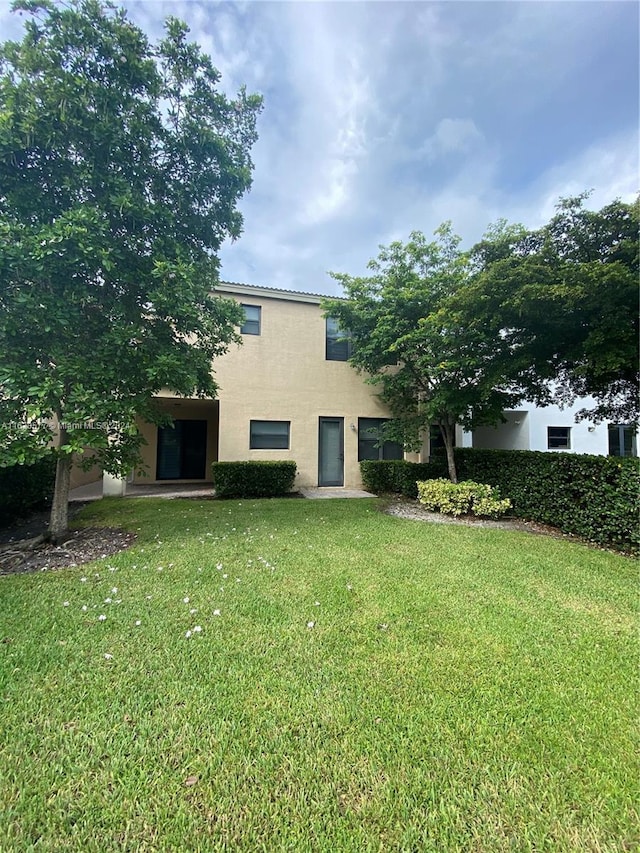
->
[241,304,261,335]
[250,420,290,449]
[326,317,352,361]
[547,426,570,449]
[358,418,403,461]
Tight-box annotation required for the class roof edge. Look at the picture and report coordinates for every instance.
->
[215,281,344,304]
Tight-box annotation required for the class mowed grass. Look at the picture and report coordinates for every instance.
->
[0,497,637,852]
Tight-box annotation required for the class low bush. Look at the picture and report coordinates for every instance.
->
[212,461,297,498]
[454,448,639,553]
[360,459,447,497]
[417,478,512,518]
[363,449,639,552]
[0,456,57,526]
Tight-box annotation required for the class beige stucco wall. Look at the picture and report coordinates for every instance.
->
[113,285,396,489]
[213,287,392,489]
[69,451,102,489]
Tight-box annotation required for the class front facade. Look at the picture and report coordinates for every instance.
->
[128,282,410,492]
[94,281,636,497]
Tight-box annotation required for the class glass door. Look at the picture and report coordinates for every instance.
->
[318,417,344,486]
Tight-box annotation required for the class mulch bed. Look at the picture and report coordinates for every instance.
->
[0,526,137,576]
[0,501,137,576]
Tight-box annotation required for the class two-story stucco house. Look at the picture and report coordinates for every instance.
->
[85,280,636,497]
[101,282,413,495]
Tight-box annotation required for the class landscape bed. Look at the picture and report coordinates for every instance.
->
[0,497,637,852]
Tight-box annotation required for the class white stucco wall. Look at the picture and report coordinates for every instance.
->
[470,411,531,451]
[525,400,607,454]
[469,397,636,456]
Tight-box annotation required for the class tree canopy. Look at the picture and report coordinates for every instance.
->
[323,227,527,483]
[324,195,638,483]
[0,0,262,539]
[470,194,639,424]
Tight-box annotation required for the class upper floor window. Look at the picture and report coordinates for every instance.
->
[250,420,290,450]
[241,304,261,335]
[358,418,403,461]
[326,317,352,361]
[547,426,570,449]
[608,424,637,457]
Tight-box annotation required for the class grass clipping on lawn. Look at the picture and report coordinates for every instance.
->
[0,496,637,852]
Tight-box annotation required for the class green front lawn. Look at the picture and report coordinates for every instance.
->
[1,498,637,852]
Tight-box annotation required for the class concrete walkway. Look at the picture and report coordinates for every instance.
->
[300,488,374,499]
[70,482,375,502]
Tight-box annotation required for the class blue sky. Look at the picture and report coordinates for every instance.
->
[1,1,638,296]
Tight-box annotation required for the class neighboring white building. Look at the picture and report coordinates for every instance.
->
[462,398,638,457]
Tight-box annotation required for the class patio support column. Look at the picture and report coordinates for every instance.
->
[460,429,474,448]
[103,472,127,497]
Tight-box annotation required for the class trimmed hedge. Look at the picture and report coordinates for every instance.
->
[212,461,297,498]
[360,459,447,498]
[361,449,639,552]
[454,448,639,553]
[0,456,57,526]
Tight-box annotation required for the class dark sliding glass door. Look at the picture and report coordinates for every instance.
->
[157,420,207,479]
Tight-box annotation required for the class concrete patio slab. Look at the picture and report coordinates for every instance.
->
[69,482,375,502]
[299,488,375,499]
[69,482,215,501]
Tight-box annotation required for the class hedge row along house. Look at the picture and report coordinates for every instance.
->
[71,282,638,497]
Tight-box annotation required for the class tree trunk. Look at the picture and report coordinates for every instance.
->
[49,431,72,544]
[439,422,457,483]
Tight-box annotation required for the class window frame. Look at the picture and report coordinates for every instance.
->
[608,423,637,457]
[249,420,290,450]
[547,426,571,450]
[326,316,353,361]
[357,417,404,462]
[240,304,261,336]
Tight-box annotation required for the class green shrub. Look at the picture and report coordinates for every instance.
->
[0,456,57,526]
[360,459,448,497]
[454,448,639,553]
[417,478,512,518]
[212,461,297,498]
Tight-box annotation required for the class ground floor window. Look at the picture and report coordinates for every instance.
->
[157,420,207,479]
[608,424,637,457]
[547,426,571,449]
[250,420,290,450]
[429,425,455,454]
[358,418,403,461]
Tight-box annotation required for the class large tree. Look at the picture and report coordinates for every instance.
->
[324,227,527,483]
[0,0,262,540]
[469,194,639,424]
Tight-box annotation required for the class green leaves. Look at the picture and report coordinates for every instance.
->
[470,194,639,424]
[0,0,261,526]
[334,194,639,484]
[417,479,512,518]
[324,225,524,481]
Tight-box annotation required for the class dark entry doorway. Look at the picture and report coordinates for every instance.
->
[157,420,207,479]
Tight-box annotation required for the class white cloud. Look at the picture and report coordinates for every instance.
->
[531,132,639,224]
[417,118,484,162]
[1,0,636,299]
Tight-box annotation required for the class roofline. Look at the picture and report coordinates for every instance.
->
[214,281,343,304]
